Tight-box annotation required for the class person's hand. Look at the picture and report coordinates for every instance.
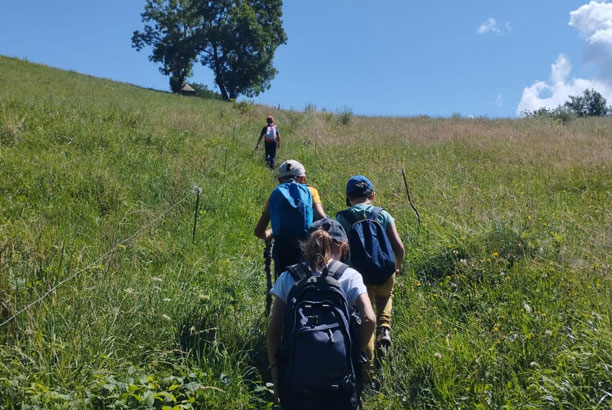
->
[273,387,280,404]
[264,229,274,242]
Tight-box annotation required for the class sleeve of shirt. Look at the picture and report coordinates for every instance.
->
[344,268,368,306]
[335,211,350,233]
[379,209,395,230]
[260,126,267,137]
[270,271,292,304]
[308,186,321,205]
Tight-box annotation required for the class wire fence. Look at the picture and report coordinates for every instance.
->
[0,154,222,329]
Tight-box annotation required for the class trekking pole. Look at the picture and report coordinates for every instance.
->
[264,240,273,316]
[401,169,421,226]
[223,146,228,172]
[192,187,202,243]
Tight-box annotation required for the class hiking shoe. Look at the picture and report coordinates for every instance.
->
[377,328,392,349]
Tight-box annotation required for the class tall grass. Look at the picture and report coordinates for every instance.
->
[1,56,611,409]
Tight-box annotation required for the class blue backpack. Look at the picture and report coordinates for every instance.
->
[337,207,396,285]
[269,182,313,244]
[277,261,363,410]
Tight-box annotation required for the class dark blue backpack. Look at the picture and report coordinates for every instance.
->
[269,182,313,244]
[337,207,396,285]
[277,261,363,410]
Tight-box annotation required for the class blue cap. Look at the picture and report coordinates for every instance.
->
[346,175,374,196]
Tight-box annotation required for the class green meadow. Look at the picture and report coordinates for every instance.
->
[1,56,611,409]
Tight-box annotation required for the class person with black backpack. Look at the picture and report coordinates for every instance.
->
[266,218,376,409]
[336,175,405,384]
[254,160,326,278]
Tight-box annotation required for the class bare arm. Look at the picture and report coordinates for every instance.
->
[266,297,285,404]
[255,132,264,149]
[254,203,273,241]
[313,202,326,221]
[387,222,405,272]
[355,293,376,351]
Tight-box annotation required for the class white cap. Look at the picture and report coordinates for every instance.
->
[276,159,306,179]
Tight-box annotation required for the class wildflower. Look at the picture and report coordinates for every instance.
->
[460,259,467,265]
[500,271,505,276]
[162,314,171,322]
[530,361,539,368]
[446,275,451,280]
[199,294,211,302]
[493,326,499,332]
[434,352,442,359]
[118,244,126,249]
[544,330,552,336]
[416,281,422,287]
[492,252,499,257]
[496,339,501,344]
[152,277,163,282]
[163,298,171,302]
[436,320,442,326]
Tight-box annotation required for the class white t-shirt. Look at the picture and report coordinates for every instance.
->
[270,260,367,307]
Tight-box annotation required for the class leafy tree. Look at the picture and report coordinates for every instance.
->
[132,0,287,100]
[188,82,223,100]
[132,0,200,93]
[564,89,609,117]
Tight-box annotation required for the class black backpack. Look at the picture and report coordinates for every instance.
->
[337,207,396,285]
[277,261,364,410]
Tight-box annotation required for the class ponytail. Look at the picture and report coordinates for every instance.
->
[301,230,334,271]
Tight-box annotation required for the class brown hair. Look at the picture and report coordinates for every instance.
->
[300,230,349,271]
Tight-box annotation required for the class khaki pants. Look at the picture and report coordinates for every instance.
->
[363,273,395,381]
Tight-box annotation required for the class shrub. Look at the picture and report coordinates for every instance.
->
[337,106,353,125]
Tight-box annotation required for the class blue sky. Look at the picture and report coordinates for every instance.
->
[2,1,612,117]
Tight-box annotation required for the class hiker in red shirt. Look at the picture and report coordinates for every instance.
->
[255,115,280,170]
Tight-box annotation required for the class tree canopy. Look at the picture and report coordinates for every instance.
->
[523,88,610,121]
[132,0,287,99]
[564,88,609,117]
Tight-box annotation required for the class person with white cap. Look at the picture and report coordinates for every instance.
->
[254,160,326,277]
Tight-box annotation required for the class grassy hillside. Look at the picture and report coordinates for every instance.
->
[1,56,611,409]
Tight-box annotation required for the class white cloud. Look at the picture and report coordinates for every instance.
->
[495,94,504,107]
[570,1,612,82]
[477,18,511,35]
[517,2,612,115]
[478,18,500,34]
[516,54,612,114]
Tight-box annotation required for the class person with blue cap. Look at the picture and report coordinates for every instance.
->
[336,175,405,383]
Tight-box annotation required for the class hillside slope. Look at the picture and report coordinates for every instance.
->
[1,56,611,409]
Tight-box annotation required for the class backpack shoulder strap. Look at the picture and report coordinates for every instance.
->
[336,209,357,225]
[368,206,384,222]
[286,263,310,282]
[327,260,350,280]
